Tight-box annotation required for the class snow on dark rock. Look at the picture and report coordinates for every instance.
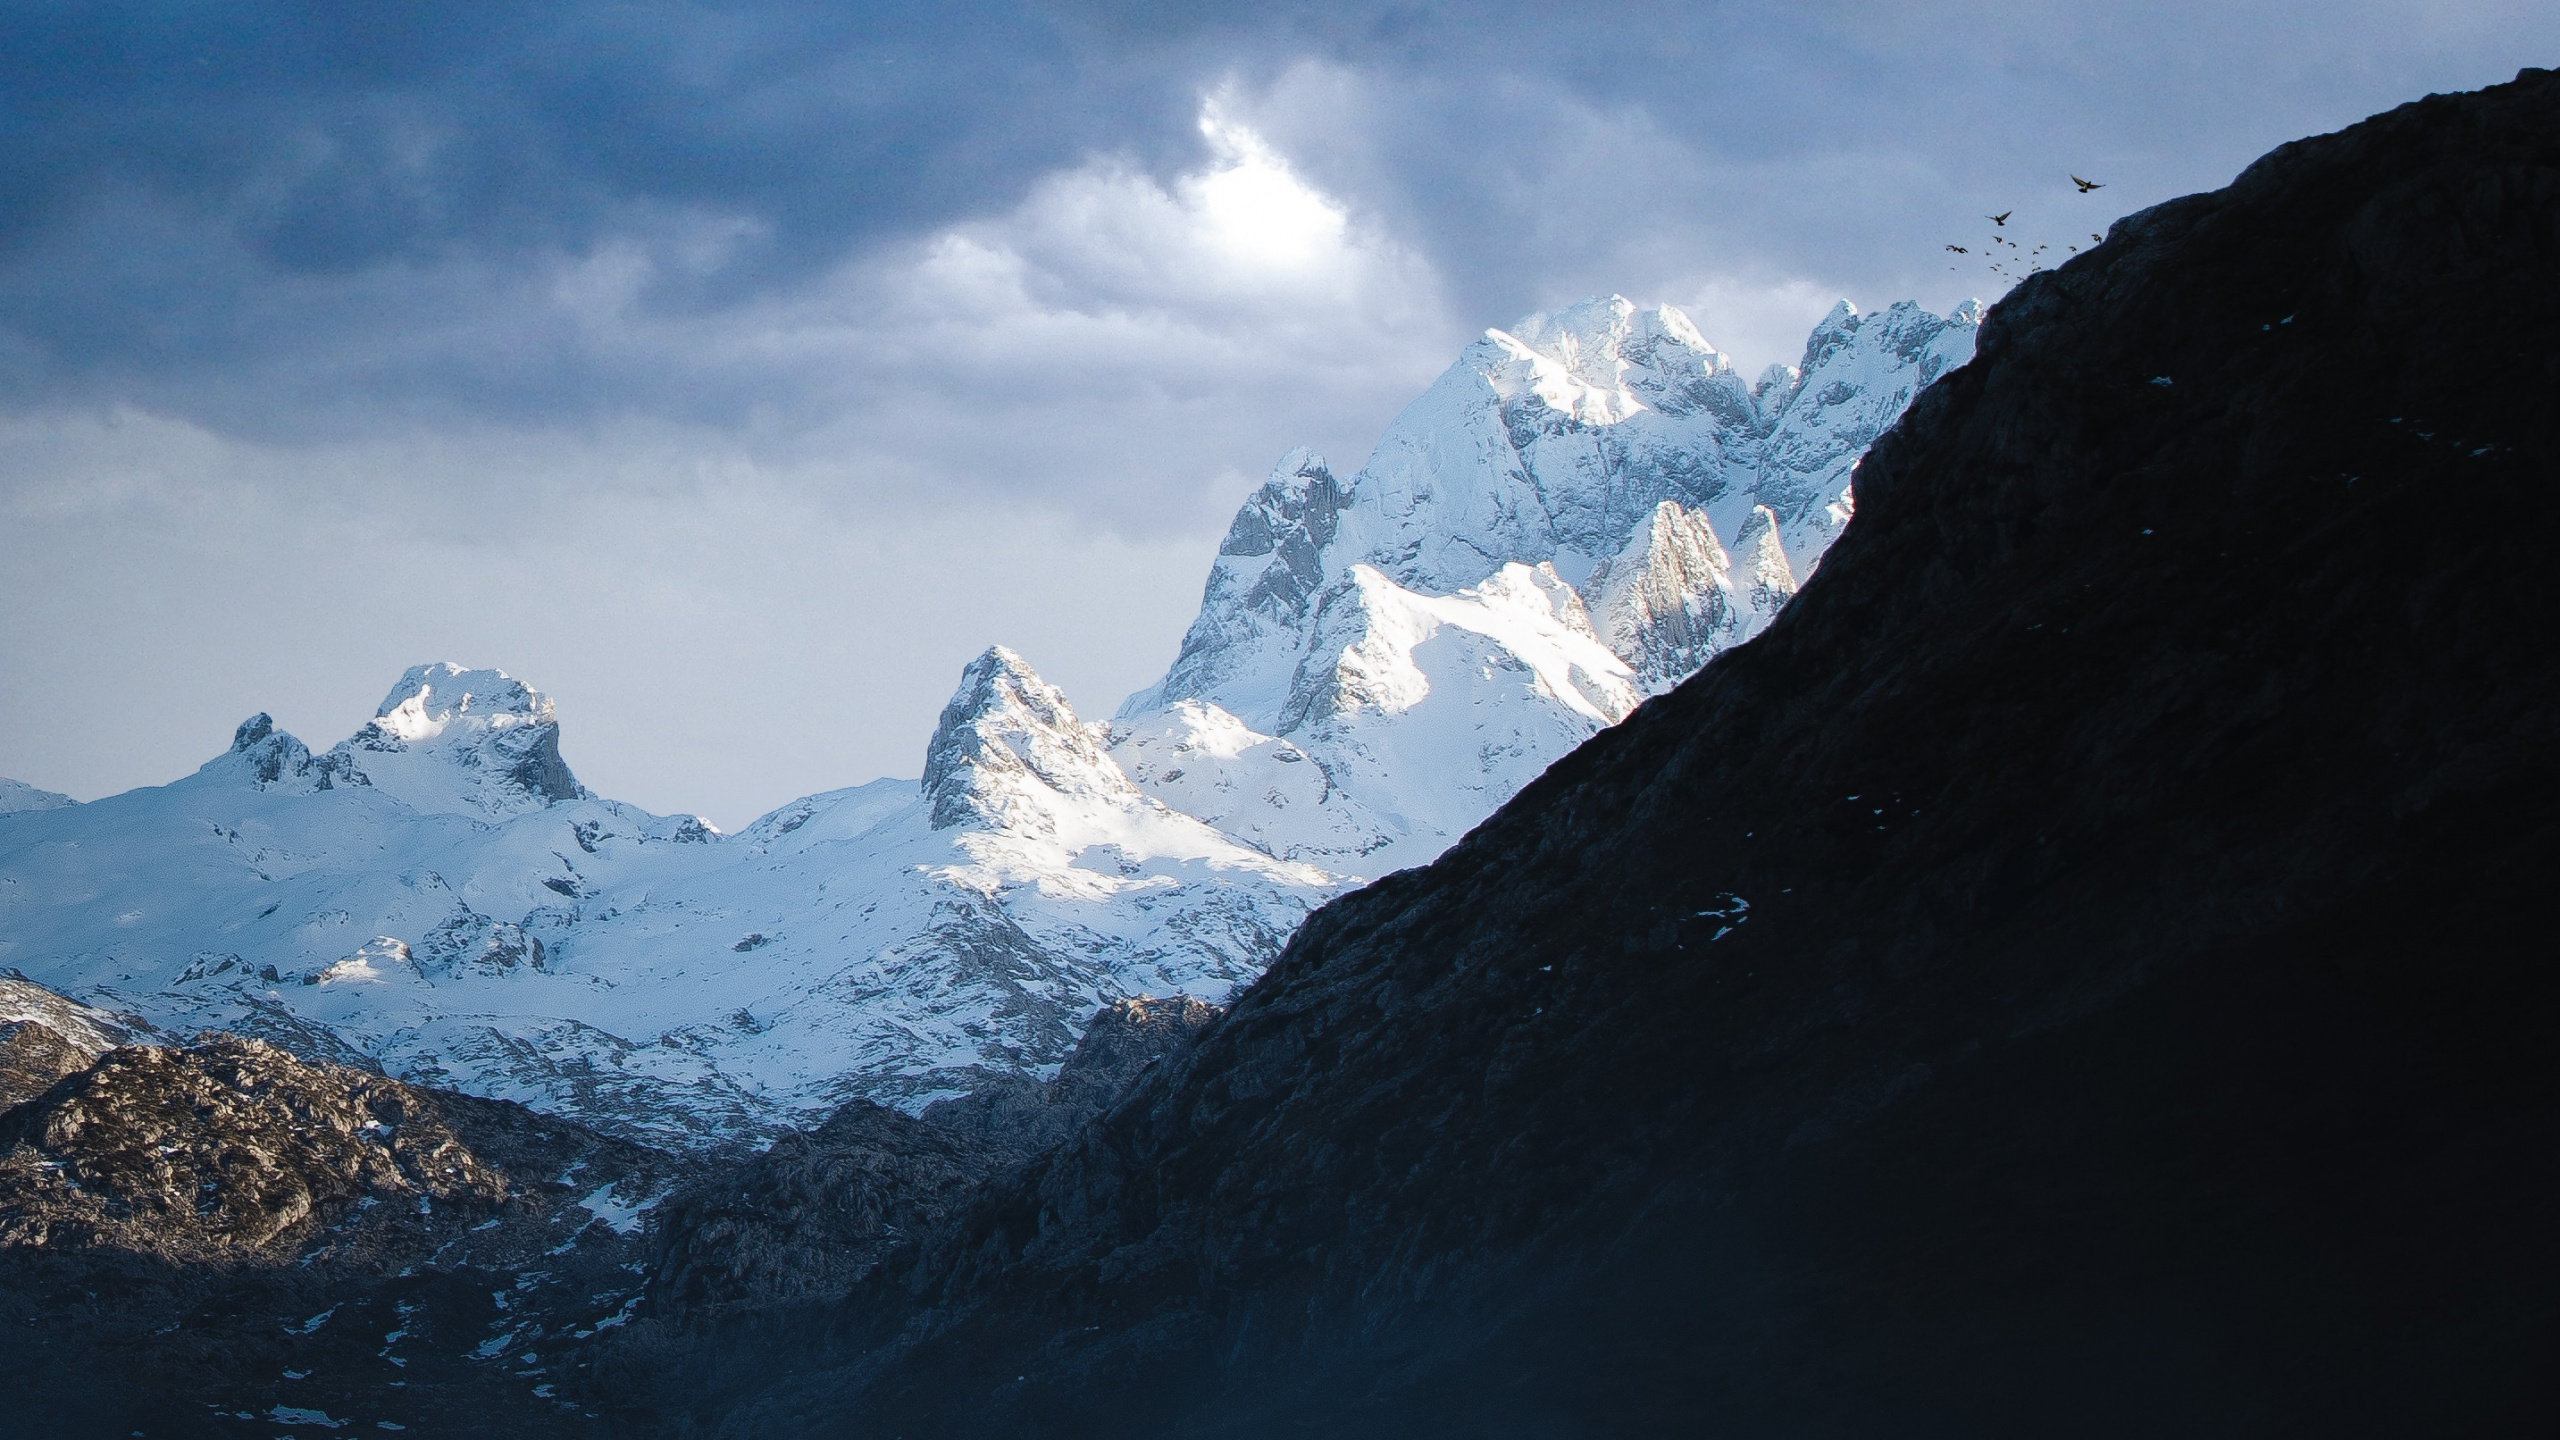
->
[331,664,588,817]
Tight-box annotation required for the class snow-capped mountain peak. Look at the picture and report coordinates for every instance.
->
[0,291,1975,1148]
[923,646,1138,832]
[1111,292,1977,875]
[1494,294,1752,428]
[369,663,552,742]
[329,663,586,817]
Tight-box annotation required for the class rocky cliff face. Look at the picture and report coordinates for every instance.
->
[647,68,2560,1440]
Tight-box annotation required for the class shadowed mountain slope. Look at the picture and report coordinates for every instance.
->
[0,1023,693,1438]
[654,68,2560,1439]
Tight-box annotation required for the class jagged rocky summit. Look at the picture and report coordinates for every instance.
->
[1112,294,1976,874]
[635,67,2560,1440]
[212,663,591,817]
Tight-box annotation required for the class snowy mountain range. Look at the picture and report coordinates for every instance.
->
[1113,294,1978,872]
[0,296,1973,1144]
[0,659,1330,1143]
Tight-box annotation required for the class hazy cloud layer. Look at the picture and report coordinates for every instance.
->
[4,1,2553,825]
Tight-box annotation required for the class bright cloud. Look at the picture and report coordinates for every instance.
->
[1189,102,1351,270]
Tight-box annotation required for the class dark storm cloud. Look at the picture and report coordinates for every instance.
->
[3,2,1178,269]
[0,1,1196,414]
[6,0,2548,435]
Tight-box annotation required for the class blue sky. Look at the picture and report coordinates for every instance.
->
[4,1,2553,826]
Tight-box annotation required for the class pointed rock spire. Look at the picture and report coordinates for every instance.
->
[1732,504,1801,631]
[191,713,352,794]
[924,647,1136,831]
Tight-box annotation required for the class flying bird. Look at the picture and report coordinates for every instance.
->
[2072,174,2105,193]
[1988,211,2011,226]
[1946,244,1969,253]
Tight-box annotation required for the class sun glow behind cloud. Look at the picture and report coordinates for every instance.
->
[1189,103,1350,270]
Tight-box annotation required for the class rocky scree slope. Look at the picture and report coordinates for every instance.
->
[0,994,693,1439]
[653,69,2560,1440]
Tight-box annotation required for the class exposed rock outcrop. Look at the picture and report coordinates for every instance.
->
[0,1020,90,1110]
[0,1004,694,1437]
[0,1036,510,1257]
[916,994,1225,1162]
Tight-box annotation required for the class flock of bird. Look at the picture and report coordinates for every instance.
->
[1947,175,2107,283]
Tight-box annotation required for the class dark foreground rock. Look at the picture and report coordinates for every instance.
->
[0,1025,694,1438]
[0,977,1216,1437]
[630,69,2560,1439]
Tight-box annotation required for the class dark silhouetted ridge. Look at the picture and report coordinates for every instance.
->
[637,67,2560,1440]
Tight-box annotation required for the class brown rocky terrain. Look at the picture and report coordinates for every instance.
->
[0,1022,691,1437]
[0,989,1219,1437]
[0,1019,93,1111]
